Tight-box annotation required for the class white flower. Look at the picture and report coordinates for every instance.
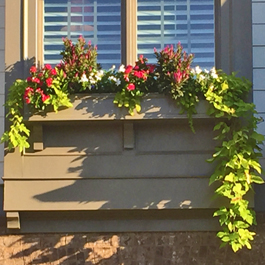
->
[198,74,205,82]
[108,76,121,86]
[89,75,96,84]
[115,79,121,86]
[119,64,125,73]
[110,65,116,71]
[211,72,218,79]
[195,66,202,74]
[108,76,117,82]
[98,70,104,76]
[210,67,218,78]
[204,69,209,74]
[94,70,104,81]
[79,73,88,83]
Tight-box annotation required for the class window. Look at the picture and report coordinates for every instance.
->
[16,0,251,80]
[137,0,215,68]
[43,0,121,69]
[43,0,214,69]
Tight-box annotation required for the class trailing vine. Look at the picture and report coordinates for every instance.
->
[1,37,264,251]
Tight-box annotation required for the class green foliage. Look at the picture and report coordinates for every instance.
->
[201,71,264,252]
[1,80,30,152]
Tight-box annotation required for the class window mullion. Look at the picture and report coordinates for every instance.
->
[121,0,137,66]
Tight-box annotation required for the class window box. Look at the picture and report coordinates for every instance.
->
[4,93,254,232]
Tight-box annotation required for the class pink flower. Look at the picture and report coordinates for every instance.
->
[46,78,53,87]
[50,69,57,75]
[45,64,52,70]
[24,98,31,104]
[32,77,40,84]
[127,83,135,91]
[36,88,42,93]
[125,65,133,74]
[30,66,37,73]
[147,64,156,74]
[41,94,50,102]
[134,70,147,80]
[23,87,34,104]
[174,69,183,83]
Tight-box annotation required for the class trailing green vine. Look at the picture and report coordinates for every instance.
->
[1,37,264,251]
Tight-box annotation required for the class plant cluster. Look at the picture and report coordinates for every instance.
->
[154,43,193,99]
[113,55,157,115]
[58,36,100,92]
[1,37,264,252]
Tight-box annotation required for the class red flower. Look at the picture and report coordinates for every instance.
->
[26,76,32,82]
[32,77,40,84]
[46,78,53,87]
[23,87,34,104]
[45,64,52,70]
[30,66,37,73]
[50,69,57,75]
[133,70,147,80]
[139,55,144,63]
[41,94,50,102]
[36,88,42,93]
[127,83,135,91]
[147,64,156,73]
[174,69,183,84]
[125,65,133,74]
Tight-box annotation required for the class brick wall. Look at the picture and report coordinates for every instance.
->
[0,214,265,265]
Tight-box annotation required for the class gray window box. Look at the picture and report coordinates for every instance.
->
[3,94,253,232]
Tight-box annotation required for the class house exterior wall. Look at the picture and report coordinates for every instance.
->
[252,0,265,211]
[1,0,265,264]
[0,0,5,185]
[0,0,5,224]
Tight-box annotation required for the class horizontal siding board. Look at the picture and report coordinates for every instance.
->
[4,178,230,211]
[3,153,215,179]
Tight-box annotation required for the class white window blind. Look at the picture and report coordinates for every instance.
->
[43,0,121,69]
[137,0,215,68]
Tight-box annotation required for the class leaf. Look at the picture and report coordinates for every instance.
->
[224,173,234,182]
[249,160,262,174]
[251,131,264,142]
[251,175,264,184]
[135,104,141,113]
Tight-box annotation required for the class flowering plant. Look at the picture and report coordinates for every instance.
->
[58,36,100,92]
[113,55,156,115]
[154,43,193,99]
[1,37,264,252]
